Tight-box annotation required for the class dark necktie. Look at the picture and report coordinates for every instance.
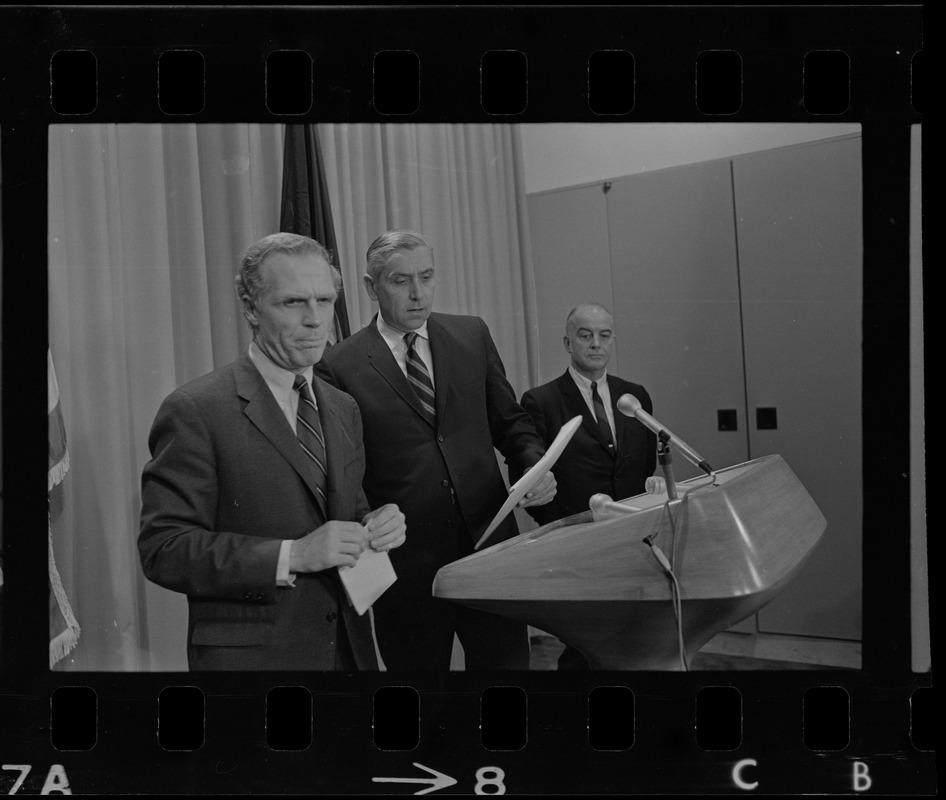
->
[403,331,437,426]
[293,375,328,506]
[591,380,615,456]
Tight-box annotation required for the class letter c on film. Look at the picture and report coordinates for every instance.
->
[732,759,759,791]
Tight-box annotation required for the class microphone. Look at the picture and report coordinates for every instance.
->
[645,476,667,495]
[589,493,642,516]
[616,394,714,476]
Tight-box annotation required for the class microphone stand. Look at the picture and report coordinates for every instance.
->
[649,431,690,670]
[657,431,678,500]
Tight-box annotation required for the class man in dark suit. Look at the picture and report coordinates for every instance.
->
[519,302,656,669]
[316,229,556,670]
[139,233,406,671]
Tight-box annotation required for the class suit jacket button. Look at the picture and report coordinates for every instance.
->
[441,479,450,487]
[255,592,265,601]
[243,592,253,599]
[326,611,337,622]
[438,435,445,442]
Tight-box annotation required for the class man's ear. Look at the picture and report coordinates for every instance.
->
[240,294,258,327]
[563,335,571,354]
[363,273,378,301]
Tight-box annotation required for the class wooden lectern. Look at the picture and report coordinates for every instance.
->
[432,455,826,670]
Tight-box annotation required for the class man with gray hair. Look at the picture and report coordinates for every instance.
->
[139,232,406,671]
[316,229,556,670]
[518,302,656,669]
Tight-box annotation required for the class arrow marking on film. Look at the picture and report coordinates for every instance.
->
[372,762,458,795]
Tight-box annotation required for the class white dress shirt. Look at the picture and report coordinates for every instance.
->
[568,365,617,442]
[376,313,435,389]
[247,341,319,587]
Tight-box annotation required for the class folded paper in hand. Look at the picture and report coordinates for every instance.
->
[338,547,397,615]
[475,415,583,550]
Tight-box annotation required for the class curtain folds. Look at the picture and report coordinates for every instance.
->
[48,124,284,670]
[47,122,537,671]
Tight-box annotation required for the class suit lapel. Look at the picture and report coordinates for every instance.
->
[365,317,437,429]
[427,314,452,425]
[235,355,328,519]
[312,377,347,521]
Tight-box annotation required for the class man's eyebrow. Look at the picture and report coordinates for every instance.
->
[278,289,337,300]
[389,267,434,277]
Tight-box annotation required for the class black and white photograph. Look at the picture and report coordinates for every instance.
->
[0,4,931,796]
[44,120,896,676]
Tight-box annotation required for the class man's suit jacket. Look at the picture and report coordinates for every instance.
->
[315,313,545,603]
[519,372,657,526]
[139,353,377,671]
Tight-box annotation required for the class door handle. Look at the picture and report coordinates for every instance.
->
[717,409,738,431]
[756,407,778,430]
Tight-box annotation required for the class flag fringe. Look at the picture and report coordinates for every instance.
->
[48,451,70,492]
[50,626,80,669]
[48,523,80,669]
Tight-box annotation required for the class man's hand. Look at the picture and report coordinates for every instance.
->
[289,521,369,572]
[518,469,557,508]
[363,503,407,552]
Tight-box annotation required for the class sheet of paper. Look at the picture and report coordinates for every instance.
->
[475,415,583,550]
[338,547,397,615]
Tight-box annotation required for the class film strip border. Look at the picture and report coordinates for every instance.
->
[0,6,923,122]
[2,675,936,794]
[0,4,930,796]
[33,44,927,120]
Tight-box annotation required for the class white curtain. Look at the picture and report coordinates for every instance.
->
[48,124,284,670]
[47,123,538,671]
[319,123,540,392]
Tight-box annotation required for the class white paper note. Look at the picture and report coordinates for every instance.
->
[475,415,583,550]
[338,547,397,615]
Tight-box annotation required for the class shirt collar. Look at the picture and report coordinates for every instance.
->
[376,312,430,347]
[568,365,609,393]
[248,340,314,397]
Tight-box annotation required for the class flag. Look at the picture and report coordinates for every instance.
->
[280,123,351,342]
[48,350,80,668]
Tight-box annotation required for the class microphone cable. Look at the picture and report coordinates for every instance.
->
[642,473,717,672]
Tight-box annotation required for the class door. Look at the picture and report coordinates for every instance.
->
[733,137,863,640]
[607,159,750,480]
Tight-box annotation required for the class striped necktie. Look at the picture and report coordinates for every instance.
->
[403,331,436,426]
[591,380,615,456]
[293,375,328,506]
